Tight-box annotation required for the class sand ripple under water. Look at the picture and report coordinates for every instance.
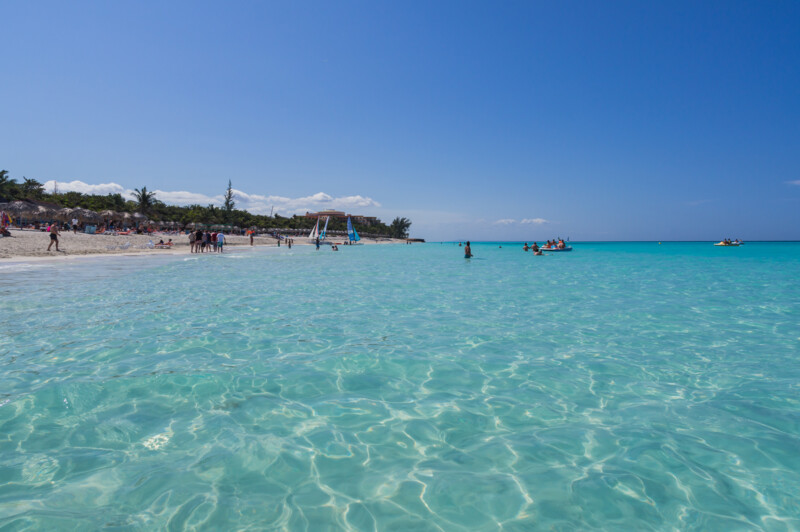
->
[1,243,799,530]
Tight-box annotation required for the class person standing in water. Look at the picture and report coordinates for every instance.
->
[464,241,472,258]
[315,236,320,250]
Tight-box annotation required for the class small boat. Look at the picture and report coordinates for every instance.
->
[714,242,740,247]
[541,246,572,252]
[347,216,362,244]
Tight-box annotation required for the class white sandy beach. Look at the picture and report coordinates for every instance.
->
[0,229,405,260]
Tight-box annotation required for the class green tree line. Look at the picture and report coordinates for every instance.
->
[0,170,412,238]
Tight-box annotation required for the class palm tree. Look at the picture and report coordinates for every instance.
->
[0,170,19,201]
[21,177,44,200]
[389,217,412,239]
[133,187,156,214]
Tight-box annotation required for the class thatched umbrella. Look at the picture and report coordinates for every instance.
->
[7,201,33,216]
[132,213,147,226]
[55,207,75,222]
[72,207,101,223]
[99,209,121,220]
[5,201,39,226]
[31,205,56,221]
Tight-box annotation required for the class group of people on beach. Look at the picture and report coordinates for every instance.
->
[189,230,226,253]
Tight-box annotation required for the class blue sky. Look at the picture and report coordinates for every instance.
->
[2,1,799,240]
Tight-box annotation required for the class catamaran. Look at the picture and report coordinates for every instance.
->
[347,217,361,244]
[320,216,330,241]
[309,216,332,244]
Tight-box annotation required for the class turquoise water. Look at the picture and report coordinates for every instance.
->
[1,242,799,530]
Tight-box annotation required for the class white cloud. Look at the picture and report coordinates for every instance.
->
[153,190,221,205]
[786,180,800,186]
[41,180,381,216]
[43,180,127,196]
[493,218,549,225]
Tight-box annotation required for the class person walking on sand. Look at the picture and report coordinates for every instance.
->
[189,230,196,253]
[71,217,79,234]
[464,241,472,258]
[47,223,61,251]
[216,231,225,253]
[249,231,254,246]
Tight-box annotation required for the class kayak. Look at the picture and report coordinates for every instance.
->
[540,246,572,252]
[714,242,740,247]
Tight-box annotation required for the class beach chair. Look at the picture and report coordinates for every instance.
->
[106,244,118,251]
[119,242,131,250]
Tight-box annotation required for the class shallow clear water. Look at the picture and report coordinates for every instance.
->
[1,242,799,530]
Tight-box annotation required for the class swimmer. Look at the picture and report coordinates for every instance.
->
[464,241,472,258]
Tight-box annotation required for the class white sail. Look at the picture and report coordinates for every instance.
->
[309,218,319,239]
